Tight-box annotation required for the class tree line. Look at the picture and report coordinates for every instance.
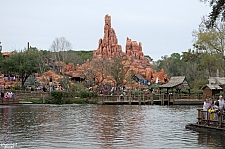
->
[2,1,225,91]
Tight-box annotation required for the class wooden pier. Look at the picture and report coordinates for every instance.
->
[0,90,49,105]
[97,93,205,105]
[186,109,225,131]
[0,98,19,105]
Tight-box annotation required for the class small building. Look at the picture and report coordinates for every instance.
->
[201,84,222,97]
[133,74,148,85]
[158,76,190,93]
[202,77,225,97]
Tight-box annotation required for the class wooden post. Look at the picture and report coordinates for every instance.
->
[197,109,202,124]
[143,94,145,105]
[129,96,131,105]
[138,96,141,105]
[151,94,153,105]
[168,94,170,106]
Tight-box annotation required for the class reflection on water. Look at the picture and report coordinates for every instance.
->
[0,104,225,148]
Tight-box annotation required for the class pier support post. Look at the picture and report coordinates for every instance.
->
[151,94,153,105]
[129,96,131,105]
[138,96,141,105]
[143,94,145,105]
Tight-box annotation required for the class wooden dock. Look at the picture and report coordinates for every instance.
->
[0,98,19,105]
[0,90,49,105]
[186,109,225,131]
[97,93,205,105]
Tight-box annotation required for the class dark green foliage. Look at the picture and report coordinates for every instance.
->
[49,90,94,104]
[154,51,211,89]
[1,48,39,88]
[79,90,95,98]
[200,0,225,27]
[190,79,208,90]
[50,50,84,65]
[11,85,21,90]
[51,91,63,104]
[74,50,93,62]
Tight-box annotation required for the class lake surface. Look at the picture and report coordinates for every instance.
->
[0,104,225,149]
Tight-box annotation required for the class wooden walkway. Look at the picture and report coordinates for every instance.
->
[0,90,49,105]
[0,98,19,105]
[98,94,205,105]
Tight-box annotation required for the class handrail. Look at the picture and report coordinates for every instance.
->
[197,108,224,128]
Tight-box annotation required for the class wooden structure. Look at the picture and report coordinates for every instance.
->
[0,90,49,105]
[201,84,222,97]
[208,77,225,86]
[0,98,19,105]
[133,74,148,85]
[158,76,190,93]
[97,93,205,105]
[186,109,225,131]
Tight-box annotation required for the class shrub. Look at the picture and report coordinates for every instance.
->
[133,90,141,95]
[72,98,88,104]
[51,91,63,104]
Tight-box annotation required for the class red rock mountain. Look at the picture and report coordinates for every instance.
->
[35,14,168,86]
[75,14,168,85]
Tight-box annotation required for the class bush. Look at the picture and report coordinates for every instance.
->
[12,85,21,90]
[51,91,63,104]
[79,90,96,98]
[133,90,141,95]
[190,89,203,94]
[72,98,88,104]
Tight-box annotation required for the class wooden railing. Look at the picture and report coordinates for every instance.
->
[98,95,153,105]
[0,98,19,104]
[197,108,225,128]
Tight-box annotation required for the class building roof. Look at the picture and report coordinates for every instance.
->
[209,77,225,85]
[134,74,147,81]
[202,84,223,90]
[2,52,12,56]
[159,76,190,89]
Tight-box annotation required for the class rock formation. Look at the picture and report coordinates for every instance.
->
[37,14,169,86]
[78,14,168,85]
[93,15,122,59]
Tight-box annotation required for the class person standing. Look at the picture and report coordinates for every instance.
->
[218,95,224,111]
[203,98,211,120]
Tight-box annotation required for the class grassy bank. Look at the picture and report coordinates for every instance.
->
[20,97,98,104]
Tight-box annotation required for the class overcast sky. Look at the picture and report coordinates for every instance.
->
[0,0,211,61]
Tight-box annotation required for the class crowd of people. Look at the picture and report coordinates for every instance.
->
[1,91,16,99]
[203,95,224,122]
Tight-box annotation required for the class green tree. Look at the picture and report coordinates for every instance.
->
[200,0,225,27]
[1,48,39,88]
[193,18,225,76]
[109,54,133,88]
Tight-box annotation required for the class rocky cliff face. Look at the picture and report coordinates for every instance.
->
[90,14,168,84]
[46,14,169,86]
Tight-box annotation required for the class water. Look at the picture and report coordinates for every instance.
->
[0,104,225,149]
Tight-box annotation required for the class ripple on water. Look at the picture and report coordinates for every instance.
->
[0,104,225,148]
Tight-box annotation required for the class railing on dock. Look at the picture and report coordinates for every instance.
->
[0,98,19,104]
[160,93,205,105]
[197,108,225,128]
[98,94,153,105]
[97,93,205,105]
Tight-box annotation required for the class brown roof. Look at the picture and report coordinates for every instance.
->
[202,84,223,90]
[2,52,11,56]
[209,77,225,85]
[135,74,147,81]
[159,76,190,89]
